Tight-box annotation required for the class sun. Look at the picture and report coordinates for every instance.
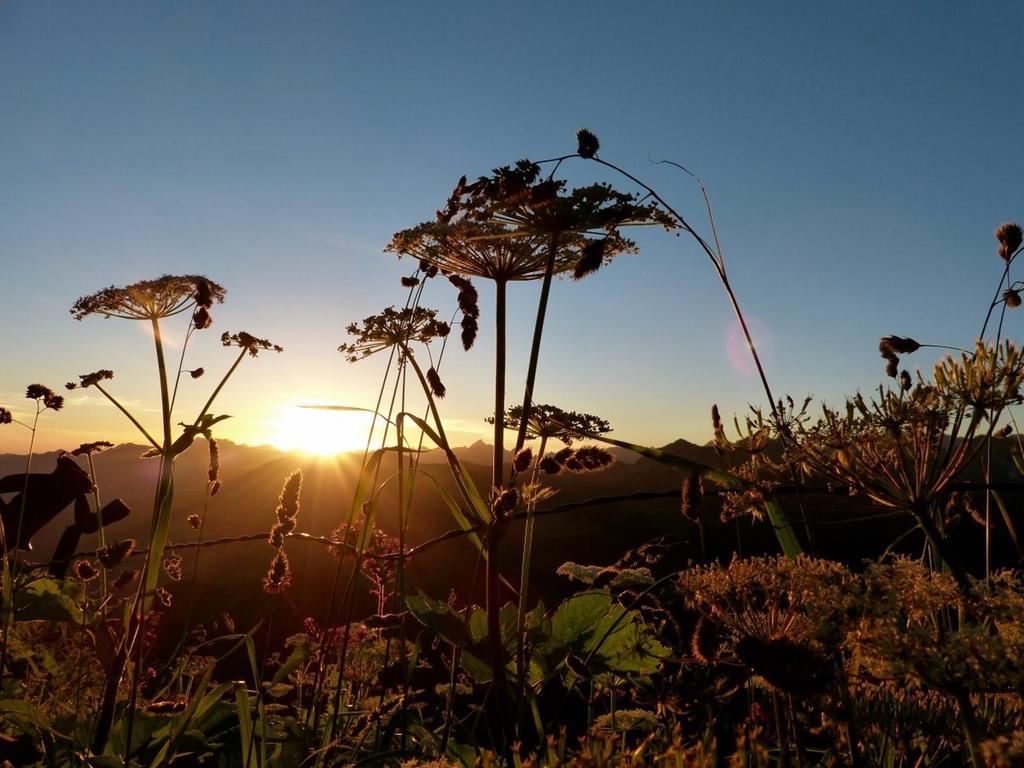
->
[267,405,377,456]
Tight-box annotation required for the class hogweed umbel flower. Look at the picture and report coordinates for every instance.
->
[338,306,448,362]
[71,275,224,323]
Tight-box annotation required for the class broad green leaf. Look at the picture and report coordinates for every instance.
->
[14,577,83,624]
[547,592,612,651]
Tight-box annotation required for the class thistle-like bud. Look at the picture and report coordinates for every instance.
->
[426,367,447,398]
[461,314,478,351]
[187,513,201,529]
[879,336,920,356]
[401,276,420,288]
[997,222,1023,261]
[492,486,519,516]
[208,438,220,483]
[884,354,899,379]
[690,616,718,664]
[898,370,912,391]
[996,423,1013,438]
[680,472,703,522]
[539,455,561,475]
[572,238,607,281]
[74,559,99,582]
[1005,289,1022,309]
[189,368,205,379]
[97,539,136,568]
[513,447,533,473]
[576,129,600,159]
[192,305,212,330]
[0,408,11,425]
[112,569,139,590]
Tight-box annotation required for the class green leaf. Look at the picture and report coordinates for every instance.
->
[547,592,612,651]
[14,577,84,624]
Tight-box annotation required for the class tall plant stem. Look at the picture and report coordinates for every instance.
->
[0,405,39,674]
[86,454,109,612]
[513,234,560,458]
[590,156,815,551]
[493,280,507,490]
[516,434,547,732]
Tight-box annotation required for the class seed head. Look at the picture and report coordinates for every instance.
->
[189,367,205,379]
[74,560,99,581]
[192,305,212,330]
[460,314,478,350]
[112,569,139,590]
[0,408,11,425]
[572,237,607,281]
[210,480,222,496]
[275,471,302,523]
[996,423,1013,438]
[208,438,220,483]
[401,276,420,288]
[71,370,114,389]
[426,367,447,398]
[879,336,920,356]
[884,354,899,379]
[899,370,913,391]
[26,384,63,411]
[492,486,519,516]
[539,455,562,474]
[690,616,718,664]
[681,471,703,522]
[576,129,600,159]
[1005,289,1022,309]
[221,331,284,357]
[71,441,114,456]
[187,514,201,529]
[997,222,1023,261]
[513,447,533,473]
[71,275,225,322]
[97,539,136,568]
[263,549,292,594]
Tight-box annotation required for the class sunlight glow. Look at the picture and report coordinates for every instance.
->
[267,405,376,456]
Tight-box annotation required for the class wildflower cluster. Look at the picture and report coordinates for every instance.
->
[71,274,224,323]
[490,403,611,445]
[221,331,284,357]
[338,306,449,362]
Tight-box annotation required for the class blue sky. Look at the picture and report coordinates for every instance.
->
[2,2,1023,454]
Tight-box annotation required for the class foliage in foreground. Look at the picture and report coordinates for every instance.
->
[2,133,1024,767]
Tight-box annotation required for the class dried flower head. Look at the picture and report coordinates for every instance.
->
[513,447,533,473]
[490,404,611,445]
[997,222,1023,261]
[97,539,136,568]
[426,367,446,398]
[0,408,11,425]
[491,486,519,516]
[189,367,205,379]
[568,445,616,472]
[879,336,921,356]
[74,559,99,582]
[71,440,114,457]
[1005,289,1022,309]
[163,553,183,581]
[187,513,201,529]
[67,370,114,390]
[26,384,63,411]
[71,275,225,322]
[898,369,913,391]
[539,455,561,474]
[112,569,139,590]
[207,438,220,483]
[339,306,447,362]
[681,471,703,522]
[576,128,600,159]
[155,586,173,608]
[221,331,283,357]
[400,276,420,288]
[263,549,292,594]
[275,470,302,524]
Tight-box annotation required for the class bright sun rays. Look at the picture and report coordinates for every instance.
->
[267,405,377,456]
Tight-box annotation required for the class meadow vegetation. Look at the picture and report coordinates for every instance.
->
[2,131,1024,766]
